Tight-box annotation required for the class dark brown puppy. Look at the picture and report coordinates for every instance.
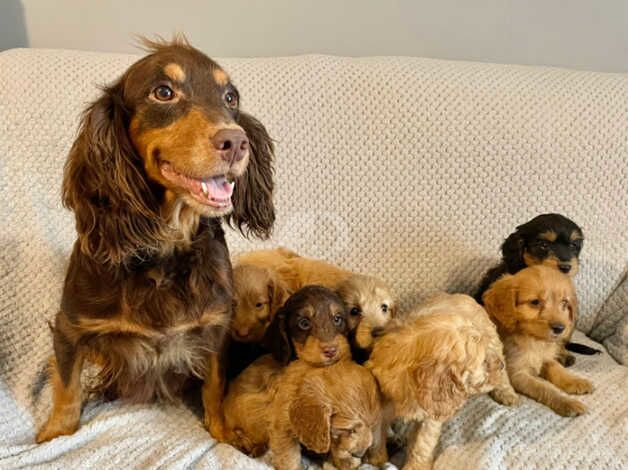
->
[265,285,351,367]
[37,36,274,443]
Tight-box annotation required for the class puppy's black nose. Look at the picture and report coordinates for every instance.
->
[551,323,566,335]
[322,345,338,358]
[558,263,571,273]
[212,129,249,163]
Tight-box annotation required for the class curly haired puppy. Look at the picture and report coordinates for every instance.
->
[474,213,598,364]
[483,265,594,417]
[270,359,384,470]
[367,293,518,470]
[37,37,274,443]
[336,274,396,358]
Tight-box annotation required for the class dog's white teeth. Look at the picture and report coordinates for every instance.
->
[228,180,235,190]
[201,181,209,196]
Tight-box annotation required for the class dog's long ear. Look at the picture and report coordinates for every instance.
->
[412,361,468,421]
[62,82,166,265]
[289,383,332,453]
[501,231,525,273]
[263,305,292,365]
[482,274,517,333]
[268,273,290,318]
[226,111,275,239]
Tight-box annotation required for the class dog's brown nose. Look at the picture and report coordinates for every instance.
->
[211,129,249,163]
[550,323,566,335]
[322,345,338,359]
[236,326,250,338]
[558,263,571,274]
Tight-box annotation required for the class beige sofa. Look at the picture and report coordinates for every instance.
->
[0,48,626,469]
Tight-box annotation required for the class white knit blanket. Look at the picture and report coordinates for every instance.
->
[0,49,627,469]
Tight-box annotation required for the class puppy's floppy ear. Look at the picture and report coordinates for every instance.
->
[62,81,166,265]
[412,362,468,421]
[482,274,517,333]
[268,274,290,317]
[289,383,332,453]
[263,305,292,365]
[226,111,275,239]
[501,231,525,273]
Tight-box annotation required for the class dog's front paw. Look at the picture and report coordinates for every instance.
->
[204,413,228,443]
[563,378,594,395]
[490,388,521,407]
[553,398,587,417]
[36,421,78,443]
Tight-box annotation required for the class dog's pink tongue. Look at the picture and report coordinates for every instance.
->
[206,175,234,199]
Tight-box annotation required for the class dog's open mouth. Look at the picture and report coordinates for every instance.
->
[160,162,235,209]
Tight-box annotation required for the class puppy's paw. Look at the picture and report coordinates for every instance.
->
[563,378,594,395]
[490,388,521,407]
[204,414,228,443]
[553,398,587,417]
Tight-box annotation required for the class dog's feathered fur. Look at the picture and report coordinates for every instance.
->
[37,38,274,443]
[483,265,594,417]
[367,293,518,469]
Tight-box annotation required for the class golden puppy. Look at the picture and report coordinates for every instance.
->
[367,293,518,470]
[232,263,290,343]
[223,354,283,456]
[482,265,594,417]
[336,274,396,353]
[270,359,385,470]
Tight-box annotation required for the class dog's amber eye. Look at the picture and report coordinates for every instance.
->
[529,299,541,307]
[297,317,311,330]
[381,304,388,313]
[350,307,361,316]
[153,85,174,101]
[255,302,263,309]
[224,91,238,108]
[333,314,345,327]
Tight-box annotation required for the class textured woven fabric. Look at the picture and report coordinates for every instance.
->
[591,272,628,364]
[0,48,627,469]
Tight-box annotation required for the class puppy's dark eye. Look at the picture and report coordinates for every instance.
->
[224,91,238,108]
[333,314,345,327]
[255,302,263,309]
[537,241,549,251]
[529,299,541,307]
[350,307,361,317]
[154,85,174,101]
[381,304,388,313]
[561,299,570,309]
[297,317,311,331]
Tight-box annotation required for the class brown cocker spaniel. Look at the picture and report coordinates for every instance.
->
[36,36,274,443]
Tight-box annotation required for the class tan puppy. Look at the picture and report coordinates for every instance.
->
[483,265,594,417]
[367,293,518,470]
[232,263,290,342]
[336,274,396,352]
[270,359,385,470]
[223,354,283,456]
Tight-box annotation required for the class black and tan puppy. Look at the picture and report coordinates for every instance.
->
[474,213,599,363]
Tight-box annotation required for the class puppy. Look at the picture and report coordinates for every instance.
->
[37,37,274,443]
[474,213,598,364]
[483,265,594,417]
[367,293,518,470]
[336,274,396,358]
[223,285,352,458]
[232,263,290,343]
[270,359,385,470]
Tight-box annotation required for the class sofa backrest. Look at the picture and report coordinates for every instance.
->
[1,49,626,332]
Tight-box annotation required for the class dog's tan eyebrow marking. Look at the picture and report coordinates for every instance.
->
[164,63,186,82]
[539,230,557,242]
[569,231,583,241]
[212,68,229,86]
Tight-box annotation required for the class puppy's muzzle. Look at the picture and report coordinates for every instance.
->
[322,344,338,359]
[212,129,249,164]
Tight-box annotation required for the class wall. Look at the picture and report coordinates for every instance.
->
[1,0,627,72]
